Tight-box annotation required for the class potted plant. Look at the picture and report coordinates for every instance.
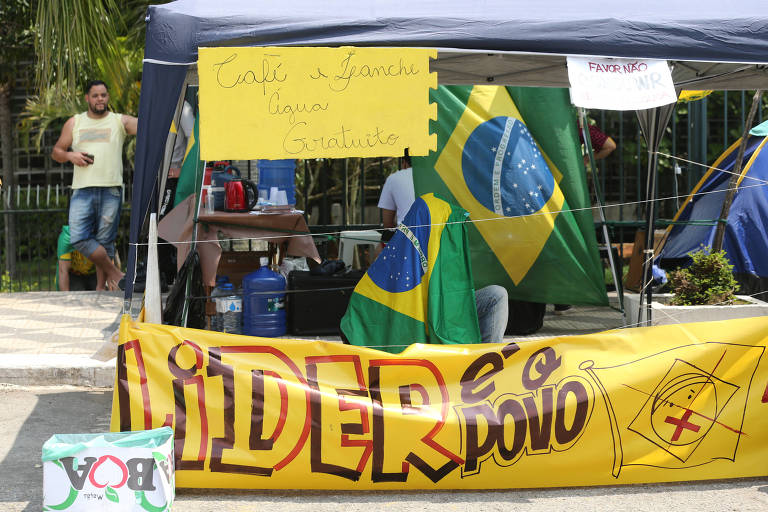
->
[667,246,738,305]
[624,246,768,326]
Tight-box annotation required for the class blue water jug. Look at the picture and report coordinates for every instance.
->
[243,257,287,337]
[257,159,295,205]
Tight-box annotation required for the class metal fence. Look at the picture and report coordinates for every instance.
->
[2,91,765,291]
[581,92,766,253]
[0,184,130,292]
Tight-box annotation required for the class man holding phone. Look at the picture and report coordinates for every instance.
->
[52,80,137,291]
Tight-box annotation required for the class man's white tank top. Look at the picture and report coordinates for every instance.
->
[71,111,126,189]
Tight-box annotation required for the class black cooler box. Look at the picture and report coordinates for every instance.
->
[286,270,365,335]
[505,300,546,335]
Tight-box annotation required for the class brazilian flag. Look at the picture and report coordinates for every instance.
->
[173,112,202,207]
[341,193,481,353]
[414,86,607,306]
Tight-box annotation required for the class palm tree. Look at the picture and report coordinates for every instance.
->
[23,0,154,157]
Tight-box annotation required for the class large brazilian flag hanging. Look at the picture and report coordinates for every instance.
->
[341,193,481,353]
[414,86,607,306]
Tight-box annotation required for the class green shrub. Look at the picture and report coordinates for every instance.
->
[668,246,738,305]
[1,271,40,292]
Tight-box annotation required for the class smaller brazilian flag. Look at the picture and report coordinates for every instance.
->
[341,193,480,353]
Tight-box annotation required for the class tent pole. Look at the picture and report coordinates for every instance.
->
[641,145,658,326]
[150,79,190,323]
[712,89,762,252]
[636,103,675,326]
[637,107,659,328]
[144,213,162,323]
[181,138,206,328]
[579,108,626,324]
[158,84,189,214]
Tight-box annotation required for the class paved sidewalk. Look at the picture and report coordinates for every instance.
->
[0,291,123,386]
[0,291,626,387]
[0,291,123,354]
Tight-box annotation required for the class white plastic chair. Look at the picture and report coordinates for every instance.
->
[338,230,382,269]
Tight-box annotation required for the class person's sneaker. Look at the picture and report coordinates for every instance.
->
[554,304,572,315]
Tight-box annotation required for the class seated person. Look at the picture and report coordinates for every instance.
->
[475,284,508,343]
[56,225,97,291]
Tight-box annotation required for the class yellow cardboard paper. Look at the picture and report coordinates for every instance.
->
[197,47,437,160]
[112,315,768,489]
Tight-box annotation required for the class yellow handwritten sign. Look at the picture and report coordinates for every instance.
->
[197,47,437,160]
[112,315,768,489]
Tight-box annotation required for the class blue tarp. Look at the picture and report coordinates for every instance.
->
[126,0,768,299]
[658,135,768,295]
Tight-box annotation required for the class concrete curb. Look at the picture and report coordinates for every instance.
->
[0,354,115,387]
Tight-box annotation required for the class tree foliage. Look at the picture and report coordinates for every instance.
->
[32,0,150,101]
[0,0,33,82]
[296,157,399,225]
[21,1,162,156]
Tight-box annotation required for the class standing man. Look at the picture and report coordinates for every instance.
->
[580,121,617,167]
[52,80,137,291]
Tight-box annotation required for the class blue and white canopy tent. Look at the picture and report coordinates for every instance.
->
[127,0,768,325]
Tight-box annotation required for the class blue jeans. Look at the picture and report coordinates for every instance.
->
[69,186,122,259]
[475,285,508,343]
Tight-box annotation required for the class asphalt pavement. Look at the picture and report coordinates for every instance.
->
[2,291,767,510]
[2,385,767,512]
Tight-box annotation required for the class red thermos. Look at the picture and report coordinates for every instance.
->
[224,178,258,212]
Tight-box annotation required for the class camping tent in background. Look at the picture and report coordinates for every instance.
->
[125,0,768,303]
[657,127,768,296]
[414,85,607,306]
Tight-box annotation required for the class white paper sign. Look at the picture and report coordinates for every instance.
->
[567,57,677,110]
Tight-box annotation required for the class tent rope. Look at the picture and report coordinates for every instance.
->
[132,178,767,247]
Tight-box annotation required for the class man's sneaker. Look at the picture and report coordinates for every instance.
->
[554,304,572,315]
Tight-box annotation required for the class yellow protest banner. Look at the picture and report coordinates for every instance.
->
[112,315,768,489]
[197,47,437,160]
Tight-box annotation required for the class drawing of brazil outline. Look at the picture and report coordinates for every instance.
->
[580,342,764,478]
